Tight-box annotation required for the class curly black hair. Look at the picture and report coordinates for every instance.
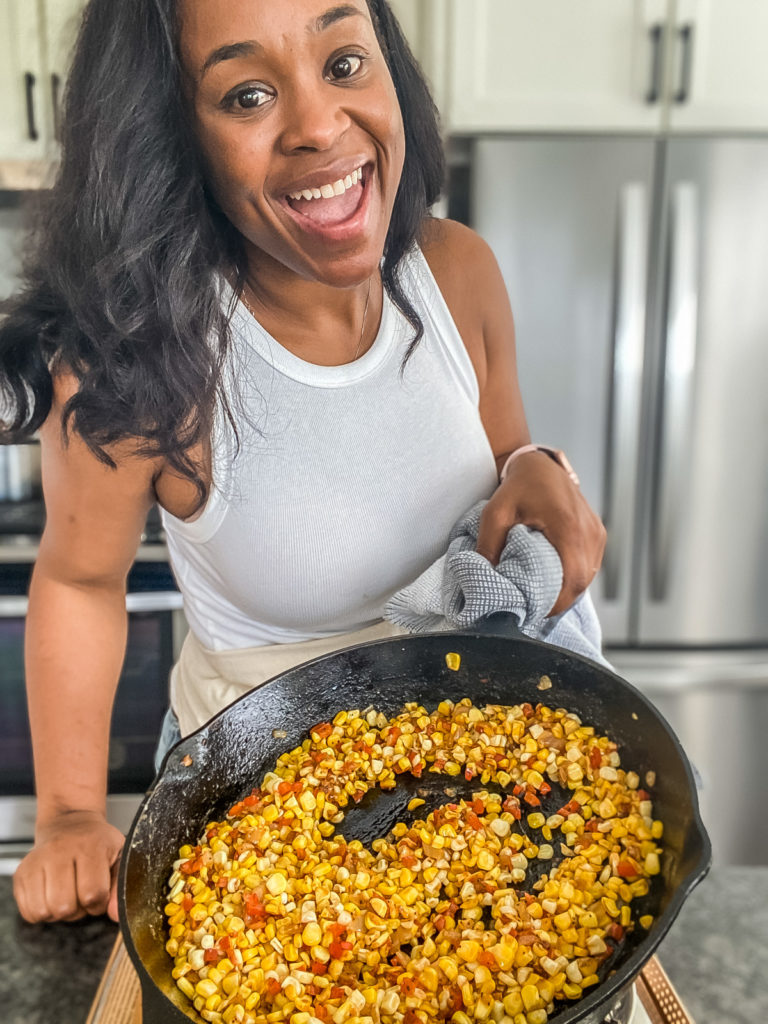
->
[0,0,445,501]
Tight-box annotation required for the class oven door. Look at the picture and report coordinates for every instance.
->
[0,560,184,859]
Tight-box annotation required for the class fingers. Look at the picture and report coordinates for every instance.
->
[74,847,116,918]
[546,516,607,617]
[13,818,125,924]
[475,497,517,566]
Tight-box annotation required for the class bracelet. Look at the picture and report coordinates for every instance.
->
[499,444,580,486]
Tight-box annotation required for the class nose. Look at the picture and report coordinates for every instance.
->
[279,81,351,154]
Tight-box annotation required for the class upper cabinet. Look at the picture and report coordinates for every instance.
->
[393,0,768,135]
[0,0,83,174]
[0,2,48,163]
[443,0,666,133]
[667,0,768,131]
[41,0,84,147]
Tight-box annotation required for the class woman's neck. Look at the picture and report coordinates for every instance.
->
[240,252,382,367]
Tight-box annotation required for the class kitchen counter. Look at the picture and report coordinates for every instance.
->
[0,868,765,1024]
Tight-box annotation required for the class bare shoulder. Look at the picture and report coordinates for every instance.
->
[419,218,500,300]
[418,218,511,385]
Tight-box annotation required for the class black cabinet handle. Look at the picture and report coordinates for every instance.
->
[674,23,695,103]
[51,73,62,142]
[24,71,39,141]
[645,24,664,104]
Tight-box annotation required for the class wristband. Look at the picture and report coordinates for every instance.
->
[499,444,580,486]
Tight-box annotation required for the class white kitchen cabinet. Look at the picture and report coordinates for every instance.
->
[398,0,768,135]
[667,0,768,131]
[0,0,83,172]
[0,2,47,161]
[40,0,85,150]
[441,0,670,133]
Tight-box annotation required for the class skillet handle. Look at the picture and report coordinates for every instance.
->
[461,612,526,639]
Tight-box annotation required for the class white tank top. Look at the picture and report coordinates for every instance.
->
[161,243,498,651]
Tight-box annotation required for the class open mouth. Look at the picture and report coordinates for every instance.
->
[284,165,367,228]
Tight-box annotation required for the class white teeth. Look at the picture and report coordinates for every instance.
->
[287,166,363,202]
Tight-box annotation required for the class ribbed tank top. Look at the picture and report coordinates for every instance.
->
[161,244,498,651]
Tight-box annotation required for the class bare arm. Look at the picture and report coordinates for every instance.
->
[14,376,158,922]
[422,219,606,613]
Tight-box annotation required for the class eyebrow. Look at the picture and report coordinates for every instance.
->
[200,5,364,79]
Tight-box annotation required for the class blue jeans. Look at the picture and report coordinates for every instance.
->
[154,706,183,774]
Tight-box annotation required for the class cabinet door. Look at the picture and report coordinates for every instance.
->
[445,0,670,132]
[41,0,85,149]
[667,0,768,131]
[0,1,46,160]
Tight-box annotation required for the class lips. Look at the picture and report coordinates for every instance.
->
[279,164,372,238]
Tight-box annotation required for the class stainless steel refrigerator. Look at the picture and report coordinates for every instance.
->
[469,135,768,865]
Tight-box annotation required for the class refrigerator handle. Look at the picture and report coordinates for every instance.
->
[602,185,648,601]
[651,183,700,602]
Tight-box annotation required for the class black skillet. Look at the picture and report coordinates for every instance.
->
[119,619,710,1024]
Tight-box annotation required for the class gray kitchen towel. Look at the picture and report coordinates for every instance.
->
[385,500,610,668]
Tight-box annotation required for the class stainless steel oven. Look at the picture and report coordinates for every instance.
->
[0,507,185,865]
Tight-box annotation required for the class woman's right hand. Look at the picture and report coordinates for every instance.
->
[13,811,124,923]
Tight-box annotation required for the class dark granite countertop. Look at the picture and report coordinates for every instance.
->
[0,868,766,1024]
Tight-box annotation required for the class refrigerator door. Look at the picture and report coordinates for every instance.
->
[637,138,768,644]
[609,647,768,865]
[470,137,656,643]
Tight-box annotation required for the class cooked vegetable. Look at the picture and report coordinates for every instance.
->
[164,700,662,1024]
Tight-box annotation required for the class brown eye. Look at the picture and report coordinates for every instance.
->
[328,54,363,80]
[224,85,272,111]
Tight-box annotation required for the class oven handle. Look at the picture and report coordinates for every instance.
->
[0,591,183,618]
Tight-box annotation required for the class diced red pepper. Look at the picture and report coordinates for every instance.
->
[311,960,328,975]
[330,987,346,1000]
[607,923,625,942]
[329,940,352,959]
[311,722,333,740]
[466,811,483,831]
[277,781,292,796]
[478,950,497,968]
[472,797,485,814]
[523,790,541,807]
[203,947,223,964]
[589,747,602,769]
[182,894,193,912]
[616,860,638,879]
[265,978,282,997]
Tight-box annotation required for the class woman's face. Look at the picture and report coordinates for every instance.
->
[178,0,406,289]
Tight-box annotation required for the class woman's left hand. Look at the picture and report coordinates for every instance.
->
[475,450,606,616]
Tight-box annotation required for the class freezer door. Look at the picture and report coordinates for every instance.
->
[637,138,768,645]
[470,137,657,644]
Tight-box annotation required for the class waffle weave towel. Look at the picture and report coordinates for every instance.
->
[384,500,610,668]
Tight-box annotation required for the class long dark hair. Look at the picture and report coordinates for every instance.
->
[0,0,444,497]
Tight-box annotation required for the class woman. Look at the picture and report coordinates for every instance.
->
[1,0,605,924]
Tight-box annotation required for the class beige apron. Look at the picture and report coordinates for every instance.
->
[171,620,408,737]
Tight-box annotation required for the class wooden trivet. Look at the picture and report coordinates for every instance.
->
[86,936,694,1024]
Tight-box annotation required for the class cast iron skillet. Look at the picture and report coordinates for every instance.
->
[119,621,710,1024]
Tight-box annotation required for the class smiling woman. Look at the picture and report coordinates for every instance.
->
[0,0,605,926]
